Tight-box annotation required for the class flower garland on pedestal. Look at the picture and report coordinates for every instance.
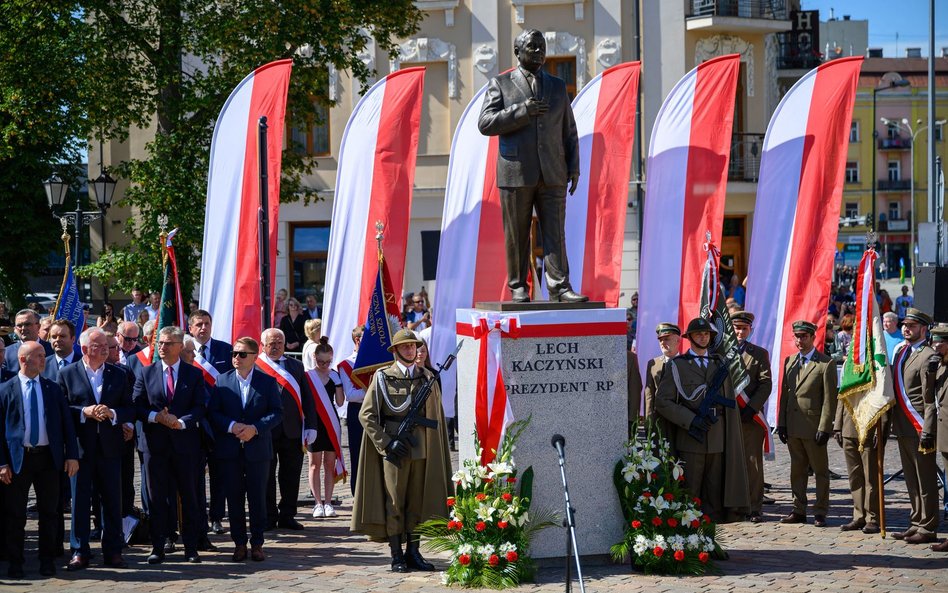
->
[417,420,556,589]
[611,425,722,575]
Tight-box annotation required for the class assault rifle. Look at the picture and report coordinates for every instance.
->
[384,341,463,467]
[687,359,735,443]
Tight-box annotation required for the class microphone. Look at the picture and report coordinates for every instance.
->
[551,433,566,458]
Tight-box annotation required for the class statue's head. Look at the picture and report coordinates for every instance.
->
[514,29,546,73]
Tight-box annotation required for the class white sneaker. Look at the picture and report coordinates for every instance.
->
[312,504,325,518]
[323,504,336,518]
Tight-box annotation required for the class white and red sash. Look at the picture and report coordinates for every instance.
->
[135,347,154,367]
[304,370,347,479]
[192,350,220,387]
[737,391,773,458]
[470,314,517,466]
[892,343,924,435]
[255,355,304,421]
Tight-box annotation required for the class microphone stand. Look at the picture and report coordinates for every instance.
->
[552,435,585,593]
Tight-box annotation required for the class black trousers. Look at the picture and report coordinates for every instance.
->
[121,439,136,516]
[71,444,123,556]
[5,447,59,566]
[144,450,200,554]
[223,452,270,547]
[267,433,304,522]
[346,402,364,496]
[208,456,226,522]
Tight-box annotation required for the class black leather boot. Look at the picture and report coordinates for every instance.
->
[389,536,408,573]
[405,534,435,571]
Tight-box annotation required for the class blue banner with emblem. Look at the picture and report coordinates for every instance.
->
[352,257,399,388]
[52,258,85,343]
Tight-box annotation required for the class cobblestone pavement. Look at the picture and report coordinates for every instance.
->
[4,427,948,593]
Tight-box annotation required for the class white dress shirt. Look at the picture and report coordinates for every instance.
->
[19,373,49,447]
[228,369,255,434]
[81,361,118,425]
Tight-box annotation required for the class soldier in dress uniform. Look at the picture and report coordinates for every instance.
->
[777,320,837,527]
[833,378,885,534]
[350,329,452,573]
[929,324,948,552]
[643,323,680,444]
[655,318,748,523]
[731,312,772,523]
[889,308,939,544]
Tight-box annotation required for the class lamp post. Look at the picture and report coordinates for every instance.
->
[89,165,117,301]
[871,78,911,231]
[44,173,114,279]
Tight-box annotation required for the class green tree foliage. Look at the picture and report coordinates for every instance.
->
[4,1,423,298]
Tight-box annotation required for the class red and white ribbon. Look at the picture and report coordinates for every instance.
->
[702,233,721,312]
[737,391,774,458]
[255,354,304,421]
[305,370,347,479]
[192,350,220,387]
[136,346,154,367]
[470,314,518,465]
[892,343,924,434]
[851,249,878,368]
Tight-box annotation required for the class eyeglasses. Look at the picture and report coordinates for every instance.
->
[157,341,182,347]
[315,358,332,365]
[232,351,255,358]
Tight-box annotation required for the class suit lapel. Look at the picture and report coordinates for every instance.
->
[798,357,816,385]
[511,68,533,101]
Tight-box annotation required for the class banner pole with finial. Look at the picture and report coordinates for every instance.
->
[866,227,887,539]
[52,218,72,319]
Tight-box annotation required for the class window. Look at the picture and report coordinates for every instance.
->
[289,223,331,303]
[936,121,944,142]
[544,57,577,100]
[845,202,860,218]
[888,201,901,221]
[845,161,859,183]
[888,160,900,181]
[849,120,860,143]
[886,122,899,139]
[288,101,330,156]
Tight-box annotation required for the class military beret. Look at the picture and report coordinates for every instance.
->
[930,324,948,343]
[731,311,755,325]
[791,320,817,334]
[683,317,717,337]
[904,308,933,327]
[655,322,681,337]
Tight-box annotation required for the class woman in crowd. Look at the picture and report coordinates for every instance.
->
[96,302,119,334]
[278,297,306,351]
[301,318,322,372]
[835,314,855,360]
[272,288,288,328]
[308,337,345,518]
[878,289,893,315]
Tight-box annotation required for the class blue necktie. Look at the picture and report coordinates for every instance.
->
[27,379,39,447]
[58,359,66,369]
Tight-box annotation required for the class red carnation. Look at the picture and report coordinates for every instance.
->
[458,553,471,565]
[678,473,686,481]
[653,546,664,557]
[651,517,663,527]
[475,493,487,501]
[455,521,464,530]
[497,521,509,529]
[699,552,710,563]
[631,520,642,529]
[642,491,652,498]
[484,478,493,484]
[502,492,513,502]
[651,472,658,480]
[446,497,455,507]
[703,515,711,524]
[667,518,679,528]
[447,520,457,530]
[475,521,487,532]
[674,550,685,562]
[693,497,701,506]
[488,554,500,566]
[507,477,517,483]
[663,493,675,501]
[690,519,700,529]
[506,551,518,562]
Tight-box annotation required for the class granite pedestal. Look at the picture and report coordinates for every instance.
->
[455,305,628,559]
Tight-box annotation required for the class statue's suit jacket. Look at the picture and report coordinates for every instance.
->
[477,67,579,188]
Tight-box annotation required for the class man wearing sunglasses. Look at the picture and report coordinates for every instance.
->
[115,322,142,366]
[132,325,207,565]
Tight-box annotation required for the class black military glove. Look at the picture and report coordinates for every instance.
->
[920,433,935,450]
[814,431,830,447]
[385,438,410,459]
[928,354,941,373]
[777,426,788,444]
[833,430,843,448]
[740,405,757,423]
[690,415,712,434]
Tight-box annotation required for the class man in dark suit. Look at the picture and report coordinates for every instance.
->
[132,325,207,564]
[477,28,585,304]
[0,340,14,382]
[188,310,233,373]
[5,310,55,372]
[890,308,939,543]
[259,328,317,530]
[58,327,133,570]
[42,319,79,381]
[208,337,282,562]
[116,321,142,366]
[777,320,837,528]
[0,341,79,579]
[107,333,138,518]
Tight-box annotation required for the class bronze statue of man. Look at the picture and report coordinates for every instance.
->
[478,29,587,303]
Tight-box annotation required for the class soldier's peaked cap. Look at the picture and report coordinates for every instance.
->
[655,322,681,337]
[904,308,933,327]
[791,320,817,334]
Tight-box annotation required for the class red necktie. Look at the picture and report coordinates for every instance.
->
[166,367,175,402]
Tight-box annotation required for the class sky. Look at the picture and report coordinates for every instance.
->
[802,0,948,58]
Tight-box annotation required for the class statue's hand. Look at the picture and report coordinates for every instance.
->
[525,98,549,116]
[568,174,579,195]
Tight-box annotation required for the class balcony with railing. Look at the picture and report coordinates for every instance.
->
[877,136,912,150]
[877,179,911,191]
[728,133,764,182]
[687,0,792,32]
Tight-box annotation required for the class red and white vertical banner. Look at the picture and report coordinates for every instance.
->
[744,56,863,426]
[636,54,740,383]
[200,59,292,343]
[565,61,640,305]
[323,67,425,368]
